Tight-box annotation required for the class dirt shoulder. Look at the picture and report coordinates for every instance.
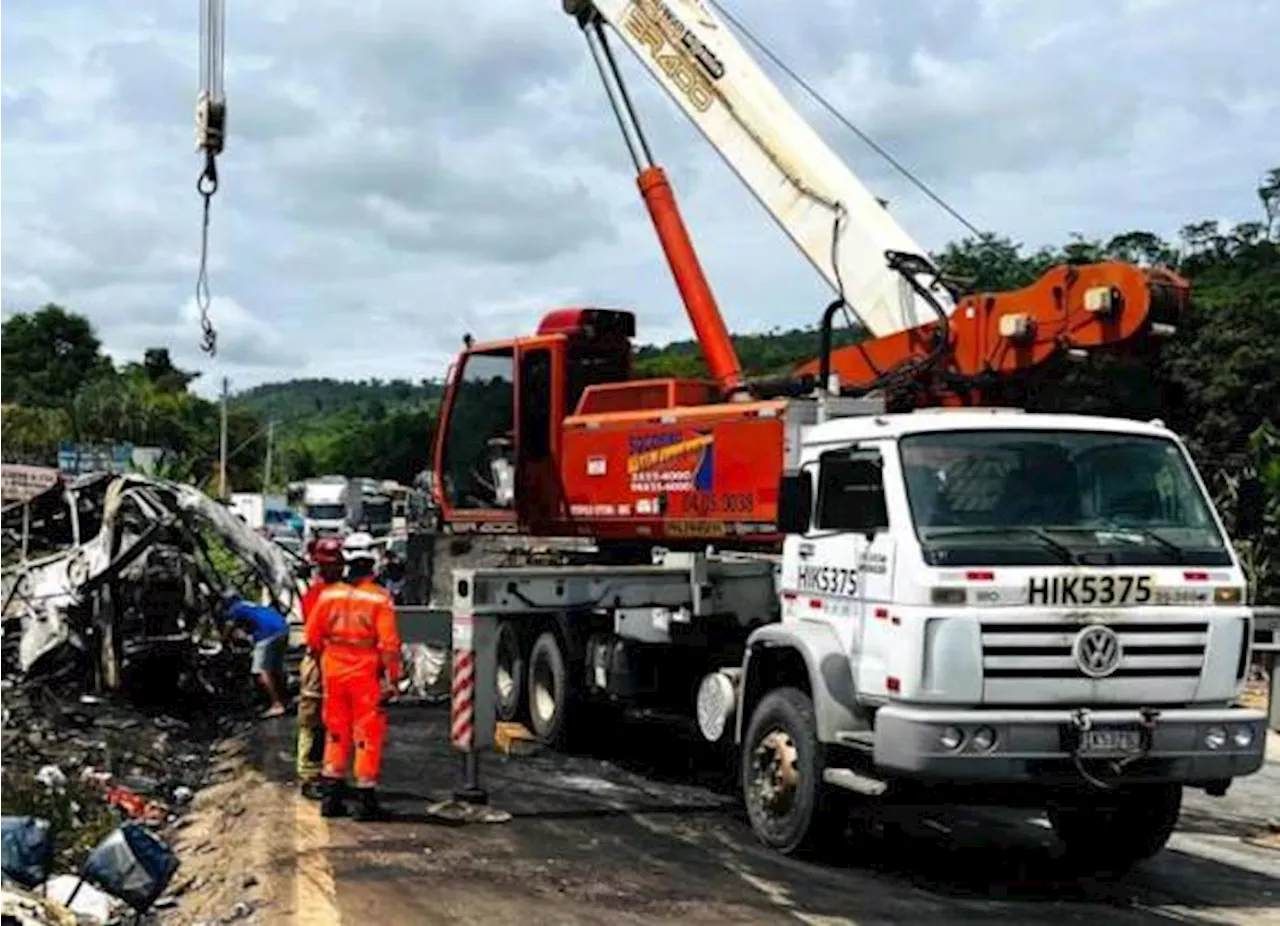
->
[159,734,307,926]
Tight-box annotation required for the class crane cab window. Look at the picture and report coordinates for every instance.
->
[440,348,515,510]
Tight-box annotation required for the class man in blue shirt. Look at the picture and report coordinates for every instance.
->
[220,592,290,718]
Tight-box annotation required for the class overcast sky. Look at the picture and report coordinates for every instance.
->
[3,0,1277,399]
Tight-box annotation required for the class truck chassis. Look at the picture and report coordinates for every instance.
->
[442,549,1266,873]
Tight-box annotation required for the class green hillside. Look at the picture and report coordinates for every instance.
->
[230,328,853,485]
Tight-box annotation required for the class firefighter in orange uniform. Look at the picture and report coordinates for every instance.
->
[305,532,402,820]
[296,537,344,799]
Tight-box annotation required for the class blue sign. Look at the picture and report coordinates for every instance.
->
[58,441,134,476]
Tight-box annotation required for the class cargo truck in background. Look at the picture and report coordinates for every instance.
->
[360,486,394,537]
[228,492,289,533]
[302,476,361,542]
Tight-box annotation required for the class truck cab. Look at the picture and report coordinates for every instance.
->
[739,408,1265,867]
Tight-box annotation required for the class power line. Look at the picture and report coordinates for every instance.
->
[708,0,984,238]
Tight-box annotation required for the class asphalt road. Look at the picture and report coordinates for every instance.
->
[258,705,1280,926]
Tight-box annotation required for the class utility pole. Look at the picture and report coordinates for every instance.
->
[263,419,275,494]
[218,376,229,498]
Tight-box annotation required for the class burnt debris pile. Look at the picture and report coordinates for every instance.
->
[1,474,307,920]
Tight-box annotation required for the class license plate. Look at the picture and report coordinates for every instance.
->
[1026,574,1154,607]
[1079,728,1142,756]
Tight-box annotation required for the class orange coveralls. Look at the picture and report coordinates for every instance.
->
[304,578,402,788]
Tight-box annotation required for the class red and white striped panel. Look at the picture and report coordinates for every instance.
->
[450,649,476,751]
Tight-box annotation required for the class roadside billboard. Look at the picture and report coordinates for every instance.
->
[1,464,62,503]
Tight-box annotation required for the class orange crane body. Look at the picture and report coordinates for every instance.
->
[427,4,1192,549]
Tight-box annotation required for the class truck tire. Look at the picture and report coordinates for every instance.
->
[494,620,525,723]
[528,630,575,746]
[742,687,845,858]
[1048,784,1182,875]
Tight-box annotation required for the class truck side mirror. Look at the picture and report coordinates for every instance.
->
[777,472,813,535]
[1235,477,1265,537]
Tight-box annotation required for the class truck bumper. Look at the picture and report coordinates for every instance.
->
[872,704,1267,784]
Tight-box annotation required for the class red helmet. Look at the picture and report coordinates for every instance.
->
[311,536,344,566]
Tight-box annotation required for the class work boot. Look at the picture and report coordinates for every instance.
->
[299,779,326,801]
[351,787,389,822]
[319,778,347,818]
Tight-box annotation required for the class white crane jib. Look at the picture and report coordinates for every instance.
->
[567,0,957,338]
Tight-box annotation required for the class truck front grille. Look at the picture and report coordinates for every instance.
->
[980,620,1207,680]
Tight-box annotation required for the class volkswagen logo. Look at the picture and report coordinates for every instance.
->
[1073,624,1123,678]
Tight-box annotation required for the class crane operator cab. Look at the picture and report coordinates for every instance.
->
[431,308,636,532]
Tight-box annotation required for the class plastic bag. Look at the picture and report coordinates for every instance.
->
[399,643,448,701]
[81,823,179,912]
[1,816,54,889]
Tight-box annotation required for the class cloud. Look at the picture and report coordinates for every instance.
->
[2,0,1277,400]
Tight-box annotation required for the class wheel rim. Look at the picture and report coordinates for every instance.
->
[749,728,800,819]
[532,653,557,727]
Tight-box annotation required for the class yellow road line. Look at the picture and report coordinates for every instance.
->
[292,794,342,926]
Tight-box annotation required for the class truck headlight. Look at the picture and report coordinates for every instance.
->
[1232,725,1255,749]
[1204,726,1227,750]
[939,726,964,750]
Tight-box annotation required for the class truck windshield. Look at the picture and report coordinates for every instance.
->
[306,504,346,521]
[898,429,1231,567]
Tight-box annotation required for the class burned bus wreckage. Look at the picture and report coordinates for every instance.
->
[2,473,301,698]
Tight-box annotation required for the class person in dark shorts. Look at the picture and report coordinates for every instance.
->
[220,592,290,718]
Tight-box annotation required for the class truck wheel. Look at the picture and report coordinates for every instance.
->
[742,687,844,858]
[528,630,574,746]
[1048,784,1182,875]
[494,620,525,723]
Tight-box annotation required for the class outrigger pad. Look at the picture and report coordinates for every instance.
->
[423,800,512,825]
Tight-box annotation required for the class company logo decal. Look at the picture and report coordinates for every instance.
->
[627,430,713,494]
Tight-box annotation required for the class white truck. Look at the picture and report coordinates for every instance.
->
[229,492,289,533]
[456,405,1265,872]
[302,476,359,542]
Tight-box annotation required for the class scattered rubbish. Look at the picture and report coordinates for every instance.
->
[81,822,180,913]
[45,874,116,924]
[172,785,195,806]
[34,767,68,792]
[104,786,168,825]
[224,899,255,921]
[398,643,449,703]
[0,883,78,926]
[1,816,55,889]
[1244,818,1280,851]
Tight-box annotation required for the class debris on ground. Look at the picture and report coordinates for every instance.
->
[156,743,293,926]
[398,642,450,703]
[0,883,79,926]
[1244,817,1280,851]
[0,473,297,919]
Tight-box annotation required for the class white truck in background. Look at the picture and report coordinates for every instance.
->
[302,476,360,542]
[360,485,394,537]
[229,492,289,533]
